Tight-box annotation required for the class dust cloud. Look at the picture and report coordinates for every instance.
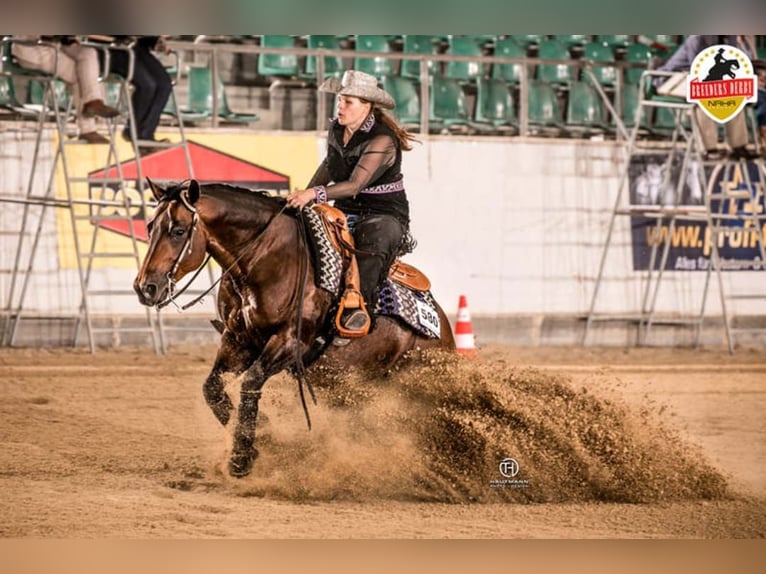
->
[221,350,729,504]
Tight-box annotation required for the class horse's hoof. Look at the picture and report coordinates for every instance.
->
[228,448,258,478]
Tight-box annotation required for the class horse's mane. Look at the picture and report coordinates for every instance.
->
[165,180,287,214]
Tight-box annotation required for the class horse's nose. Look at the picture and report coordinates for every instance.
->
[142,283,157,300]
[134,280,158,305]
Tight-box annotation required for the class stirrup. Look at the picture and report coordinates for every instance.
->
[334,306,370,338]
[343,309,370,331]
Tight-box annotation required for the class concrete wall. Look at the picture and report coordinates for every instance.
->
[1,127,764,348]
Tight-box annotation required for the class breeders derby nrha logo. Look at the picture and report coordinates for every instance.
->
[687,44,758,123]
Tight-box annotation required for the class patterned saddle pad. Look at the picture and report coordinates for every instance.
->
[303,208,441,339]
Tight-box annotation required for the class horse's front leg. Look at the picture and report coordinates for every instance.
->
[203,335,257,427]
[229,333,298,478]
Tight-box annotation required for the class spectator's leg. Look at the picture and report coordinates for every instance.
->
[107,49,131,139]
[724,112,749,150]
[61,44,102,134]
[128,50,156,140]
[694,107,720,153]
[757,87,766,154]
[134,47,172,140]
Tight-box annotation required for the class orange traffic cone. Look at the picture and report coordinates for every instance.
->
[454,294,476,356]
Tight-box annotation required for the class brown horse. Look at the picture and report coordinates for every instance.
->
[134,179,455,477]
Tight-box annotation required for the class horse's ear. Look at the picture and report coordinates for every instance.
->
[188,179,200,204]
[146,178,164,202]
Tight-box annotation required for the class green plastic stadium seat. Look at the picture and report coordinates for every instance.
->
[354,35,395,78]
[303,35,344,80]
[511,35,544,48]
[621,83,650,130]
[554,35,590,50]
[381,74,421,127]
[474,77,516,129]
[565,79,605,130]
[28,77,70,112]
[185,64,259,123]
[258,35,299,77]
[0,75,36,116]
[536,39,574,85]
[445,36,485,82]
[492,37,526,85]
[624,43,652,85]
[528,78,564,128]
[429,75,470,130]
[583,41,618,87]
[401,35,440,80]
[596,35,631,49]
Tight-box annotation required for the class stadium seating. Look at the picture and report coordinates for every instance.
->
[401,35,441,81]
[303,35,344,80]
[536,39,574,86]
[565,79,605,132]
[554,35,590,51]
[381,74,421,127]
[511,35,544,48]
[445,36,486,83]
[596,35,632,50]
[624,43,652,85]
[354,35,395,77]
[621,82,650,130]
[429,75,470,132]
[473,77,516,130]
[185,64,259,123]
[257,35,300,78]
[0,75,36,116]
[492,37,526,85]
[527,78,565,131]
[582,41,618,87]
[27,77,71,112]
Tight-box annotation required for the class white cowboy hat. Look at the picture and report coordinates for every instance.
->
[318,70,395,109]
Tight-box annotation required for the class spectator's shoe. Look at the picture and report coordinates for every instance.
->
[78,131,109,144]
[702,149,727,161]
[729,146,760,161]
[82,99,120,119]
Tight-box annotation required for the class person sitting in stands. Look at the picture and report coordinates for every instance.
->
[654,34,759,161]
[107,36,173,156]
[11,35,120,144]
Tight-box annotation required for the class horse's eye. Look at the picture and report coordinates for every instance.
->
[172,227,186,238]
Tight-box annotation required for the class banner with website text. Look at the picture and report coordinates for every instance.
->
[630,156,765,271]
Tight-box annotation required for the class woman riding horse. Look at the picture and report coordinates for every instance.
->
[134,178,454,478]
[287,70,418,339]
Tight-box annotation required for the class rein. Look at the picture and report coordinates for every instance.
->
[292,209,317,430]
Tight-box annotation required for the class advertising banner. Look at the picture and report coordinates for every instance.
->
[630,156,765,271]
